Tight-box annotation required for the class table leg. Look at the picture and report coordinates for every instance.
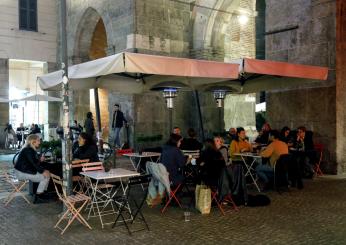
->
[129,157,137,171]
[241,156,261,192]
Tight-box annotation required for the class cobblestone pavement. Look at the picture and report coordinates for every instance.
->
[1,155,346,245]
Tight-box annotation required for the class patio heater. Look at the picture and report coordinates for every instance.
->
[151,82,185,135]
[162,88,178,134]
[213,90,227,108]
[213,89,228,134]
[163,88,178,109]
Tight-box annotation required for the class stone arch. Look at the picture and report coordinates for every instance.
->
[191,0,256,61]
[73,7,108,64]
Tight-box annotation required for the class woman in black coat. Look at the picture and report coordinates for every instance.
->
[198,139,226,187]
[73,132,99,175]
[160,133,186,186]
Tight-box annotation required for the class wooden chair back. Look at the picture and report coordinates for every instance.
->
[50,173,66,198]
[81,162,104,172]
[71,159,90,168]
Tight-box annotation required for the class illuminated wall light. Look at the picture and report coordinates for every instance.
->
[237,15,249,25]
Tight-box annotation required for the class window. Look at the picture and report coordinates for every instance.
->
[19,0,37,31]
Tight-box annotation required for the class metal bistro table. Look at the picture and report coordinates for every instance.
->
[234,152,262,192]
[123,152,161,172]
[80,168,140,228]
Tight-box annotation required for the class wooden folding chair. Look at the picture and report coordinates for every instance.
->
[211,189,238,215]
[2,171,30,206]
[71,159,89,193]
[314,144,324,176]
[51,174,91,235]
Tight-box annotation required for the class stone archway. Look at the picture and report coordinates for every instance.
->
[73,7,107,64]
[191,0,255,61]
[72,7,109,136]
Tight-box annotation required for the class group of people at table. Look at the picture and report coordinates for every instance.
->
[160,124,317,195]
[12,119,317,204]
[13,131,99,203]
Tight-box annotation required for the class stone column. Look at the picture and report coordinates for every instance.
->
[336,0,346,173]
[0,59,9,147]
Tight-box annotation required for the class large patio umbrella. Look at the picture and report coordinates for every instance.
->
[202,58,329,93]
[13,94,62,102]
[37,52,240,137]
[16,94,62,102]
[12,94,62,124]
[37,52,239,92]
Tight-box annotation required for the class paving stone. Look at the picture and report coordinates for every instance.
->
[1,154,346,244]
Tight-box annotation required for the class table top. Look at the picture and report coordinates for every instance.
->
[234,152,262,158]
[123,152,161,158]
[80,168,140,180]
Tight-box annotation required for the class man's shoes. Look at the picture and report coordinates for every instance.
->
[33,193,49,204]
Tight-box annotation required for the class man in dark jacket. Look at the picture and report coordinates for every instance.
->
[111,104,128,148]
[14,134,50,203]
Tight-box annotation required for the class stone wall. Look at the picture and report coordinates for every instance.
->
[336,0,346,173]
[133,0,191,57]
[265,0,336,173]
[0,59,9,147]
[266,86,337,173]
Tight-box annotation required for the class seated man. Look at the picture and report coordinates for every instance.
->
[293,126,316,178]
[180,128,203,151]
[256,130,288,190]
[14,134,50,203]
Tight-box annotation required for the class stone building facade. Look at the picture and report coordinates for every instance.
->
[264,0,337,173]
[0,0,58,145]
[66,0,257,148]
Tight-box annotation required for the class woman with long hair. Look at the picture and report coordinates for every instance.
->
[229,127,252,162]
[199,138,226,187]
[161,133,186,186]
[73,132,99,162]
[14,134,50,203]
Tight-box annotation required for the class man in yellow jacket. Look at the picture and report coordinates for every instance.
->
[256,130,288,189]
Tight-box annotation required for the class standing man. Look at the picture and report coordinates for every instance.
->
[111,104,128,148]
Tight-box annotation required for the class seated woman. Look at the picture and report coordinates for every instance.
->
[14,134,50,203]
[199,139,226,187]
[72,133,99,175]
[229,127,253,163]
[214,136,230,166]
[280,126,293,147]
[161,133,186,186]
[180,128,203,151]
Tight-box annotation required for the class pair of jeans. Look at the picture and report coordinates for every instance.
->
[113,127,122,147]
[14,170,50,194]
[255,164,274,184]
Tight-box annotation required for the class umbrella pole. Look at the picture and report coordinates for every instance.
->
[168,108,173,136]
[60,0,72,197]
[94,88,102,133]
[194,90,205,142]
